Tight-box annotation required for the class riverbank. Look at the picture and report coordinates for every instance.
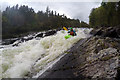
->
[38,27,120,79]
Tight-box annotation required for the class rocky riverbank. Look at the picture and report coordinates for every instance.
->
[1,28,61,46]
[38,27,120,79]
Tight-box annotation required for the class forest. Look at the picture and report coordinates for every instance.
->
[2,5,89,39]
[89,2,120,27]
[2,2,120,39]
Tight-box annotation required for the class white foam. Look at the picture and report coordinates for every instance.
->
[0,28,92,78]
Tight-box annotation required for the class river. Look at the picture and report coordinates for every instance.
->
[0,28,92,78]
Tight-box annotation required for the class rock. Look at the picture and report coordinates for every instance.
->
[35,33,43,38]
[80,36,120,79]
[35,36,120,79]
[12,36,34,46]
[2,29,61,45]
[102,27,119,38]
[11,29,59,46]
[116,28,120,37]
[2,38,19,45]
[90,27,103,36]
[56,28,62,31]
[35,29,60,38]
[90,26,120,38]
[44,30,57,37]
[116,68,120,80]
[20,36,33,42]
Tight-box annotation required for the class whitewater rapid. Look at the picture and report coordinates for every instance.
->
[0,28,92,78]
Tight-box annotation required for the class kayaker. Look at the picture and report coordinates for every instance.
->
[68,27,76,36]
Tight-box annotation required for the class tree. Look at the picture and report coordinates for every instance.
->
[46,6,50,17]
[89,8,96,27]
[2,5,82,39]
[89,2,120,27]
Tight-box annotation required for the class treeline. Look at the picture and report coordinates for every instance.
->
[2,5,89,39]
[89,2,120,28]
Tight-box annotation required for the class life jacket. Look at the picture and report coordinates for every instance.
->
[70,31,74,35]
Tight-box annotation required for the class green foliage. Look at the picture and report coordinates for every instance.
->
[80,21,89,27]
[89,2,120,28]
[2,5,87,39]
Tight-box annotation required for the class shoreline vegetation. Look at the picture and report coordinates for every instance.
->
[89,2,120,28]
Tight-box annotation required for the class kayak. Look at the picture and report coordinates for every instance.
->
[64,34,72,39]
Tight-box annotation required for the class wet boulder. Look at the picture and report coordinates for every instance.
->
[44,30,57,37]
[102,27,120,38]
[12,36,34,46]
[90,26,120,38]
[2,38,19,45]
[20,36,34,42]
[35,33,43,38]
[56,28,62,31]
[90,27,103,36]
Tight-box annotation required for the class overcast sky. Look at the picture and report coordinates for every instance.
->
[0,0,104,23]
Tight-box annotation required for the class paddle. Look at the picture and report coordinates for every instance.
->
[63,27,72,39]
[63,27,68,31]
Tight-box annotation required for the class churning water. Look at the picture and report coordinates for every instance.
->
[0,28,92,78]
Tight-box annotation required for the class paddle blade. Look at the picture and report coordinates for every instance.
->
[63,27,68,31]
